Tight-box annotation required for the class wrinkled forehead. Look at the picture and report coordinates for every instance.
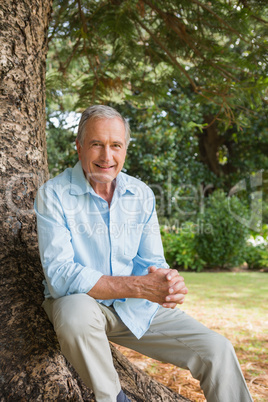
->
[83,117,126,143]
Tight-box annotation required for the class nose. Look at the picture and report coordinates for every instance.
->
[101,145,112,162]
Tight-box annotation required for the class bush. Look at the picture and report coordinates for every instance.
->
[194,190,249,269]
[245,243,268,269]
[245,227,268,269]
[161,223,205,272]
[260,250,268,268]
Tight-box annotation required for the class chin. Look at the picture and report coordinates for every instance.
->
[92,173,115,184]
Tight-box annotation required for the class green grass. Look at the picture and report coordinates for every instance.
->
[180,272,268,401]
[117,272,268,401]
[182,271,268,310]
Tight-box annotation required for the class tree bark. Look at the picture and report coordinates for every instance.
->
[0,1,191,400]
[198,116,225,177]
[198,116,237,183]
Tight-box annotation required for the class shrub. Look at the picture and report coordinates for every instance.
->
[245,243,268,269]
[260,250,268,268]
[194,190,249,269]
[245,227,268,269]
[161,223,206,272]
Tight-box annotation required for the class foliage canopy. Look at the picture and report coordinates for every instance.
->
[47,0,267,123]
[46,0,268,229]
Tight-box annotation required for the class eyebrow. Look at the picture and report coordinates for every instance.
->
[88,140,124,146]
[88,140,102,144]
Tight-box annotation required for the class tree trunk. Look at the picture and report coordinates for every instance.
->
[198,116,225,177]
[0,1,191,400]
[198,116,237,185]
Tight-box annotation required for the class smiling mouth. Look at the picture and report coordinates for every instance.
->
[94,163,115,169]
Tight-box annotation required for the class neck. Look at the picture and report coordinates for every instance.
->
[90,179,116,205]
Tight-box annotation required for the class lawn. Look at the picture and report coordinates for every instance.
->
[115,271,268,401]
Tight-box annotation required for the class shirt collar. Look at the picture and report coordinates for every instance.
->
[115,171,136,196]
[70,161,92,196]
[70,161,136,196]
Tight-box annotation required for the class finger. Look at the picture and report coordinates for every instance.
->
[168,283,188,295]
[168,287,188,298]
[166,269,183,282]
[162,302,178,309]
[162,296,186,308]
[148,265,158,273]
[165,291,187,303]
[166,269,178,280]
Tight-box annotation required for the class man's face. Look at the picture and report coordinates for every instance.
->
[76,117,127,187]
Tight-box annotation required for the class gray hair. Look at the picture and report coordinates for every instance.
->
[77,105,131,147]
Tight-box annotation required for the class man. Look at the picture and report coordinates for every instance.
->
[35,105,253,402]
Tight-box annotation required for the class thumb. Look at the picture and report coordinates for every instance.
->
[148,265,158,273]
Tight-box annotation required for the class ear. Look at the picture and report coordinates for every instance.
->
[76,138,82,160]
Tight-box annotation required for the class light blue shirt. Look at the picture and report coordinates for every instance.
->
[34,161,169,339]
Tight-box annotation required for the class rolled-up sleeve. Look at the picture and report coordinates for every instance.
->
[34,186,103,299]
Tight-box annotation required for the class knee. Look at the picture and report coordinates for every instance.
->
[204,332,235,366]
[52,294,105,342]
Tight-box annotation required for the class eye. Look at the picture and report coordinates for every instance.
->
[92,143,102,147]
[112,143,122,149]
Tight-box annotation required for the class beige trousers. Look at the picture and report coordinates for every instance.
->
[43,294,253,402]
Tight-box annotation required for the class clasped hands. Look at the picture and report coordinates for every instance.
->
[145,266,188,309]
[88,265,188,308]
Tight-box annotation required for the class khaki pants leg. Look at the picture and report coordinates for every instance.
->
[42,294,121,402]
[43,295,253,402]
[108,306,253,402]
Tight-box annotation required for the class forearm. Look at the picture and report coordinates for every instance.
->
[88,268,188,307]
[87,275,144,300]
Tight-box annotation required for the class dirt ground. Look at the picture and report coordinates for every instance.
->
[115,303,268,401]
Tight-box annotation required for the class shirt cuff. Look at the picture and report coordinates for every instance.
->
[73,267,104,295]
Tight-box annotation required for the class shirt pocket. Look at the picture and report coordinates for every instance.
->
[124,223,144,258]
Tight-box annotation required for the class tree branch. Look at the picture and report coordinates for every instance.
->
[48,1,70,44]
[191,0,251,44]
[143,0,240,82]
[238,0,268,24]
[135,16,198,92]
[60,37,82,72]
